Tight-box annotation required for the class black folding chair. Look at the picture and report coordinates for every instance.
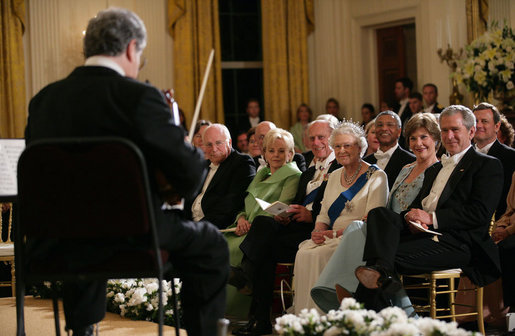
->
[15,137,180,336]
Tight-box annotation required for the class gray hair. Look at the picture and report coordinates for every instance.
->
[330,121,367,157]
[440,105,476,130]
[307,119,337,134]
[375,111,402,129]
[315,114,339,129]
[84,8,147,58]
[203,123,231,142]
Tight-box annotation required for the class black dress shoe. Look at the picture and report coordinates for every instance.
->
[72,324,95,336]
[232,319,255,336]
[228,266,253,295]
[355,265,401,295]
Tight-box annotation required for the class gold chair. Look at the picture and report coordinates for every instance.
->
[0,203,15,296]
[274,262,294,314]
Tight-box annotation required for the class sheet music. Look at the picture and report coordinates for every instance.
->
[0,139,25,196]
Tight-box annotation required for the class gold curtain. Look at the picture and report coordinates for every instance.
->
[466,0,489,43]
[0,0,26,138]
[261,0,313,129]
[167,0,224,128]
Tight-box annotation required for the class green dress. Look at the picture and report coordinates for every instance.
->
[290,122,307,152]
[224,162,301,318]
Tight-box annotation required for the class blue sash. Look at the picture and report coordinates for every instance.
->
[302,186,320,206]
[327,166,377,227]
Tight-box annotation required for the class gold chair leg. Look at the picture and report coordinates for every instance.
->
[476,286,485,335]
[449,277,456,322]
[430,276,437,319]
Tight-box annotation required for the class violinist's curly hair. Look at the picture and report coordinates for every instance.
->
[84,8,147,58]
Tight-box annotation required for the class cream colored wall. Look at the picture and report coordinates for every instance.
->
[308,0,468,121]
[24,0,173,107]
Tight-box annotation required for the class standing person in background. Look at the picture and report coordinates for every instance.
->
[422,83,444,114]
[361,103,376,127]
[290,103,312,153]
[25,8,228,336]
[238,98,261,134]
[408,92,424,114]
[326,98,341,120]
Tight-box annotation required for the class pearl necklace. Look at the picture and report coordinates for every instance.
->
[344,162,362,185]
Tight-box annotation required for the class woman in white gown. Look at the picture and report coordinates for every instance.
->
[293,121,388,313]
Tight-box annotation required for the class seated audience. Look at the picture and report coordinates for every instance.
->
[473,102,515,219]
[408,92,424,114]
[364,120,379,157]
[290,103,312,153]
[247,127,261,158]
[361,103,376,127]
[498,114,514,147]
[185,124,256,229]
[235,130,249,153]
[224,129,302,319]
[229,119,340,335]
[326,98,341,120]
[254,121,306,172]
[192,119,212,149]
[493,171,515,312]
[303,114,340,167]
[354,105,503,312]
[363,111,415,189]
[311,113,440,313]
[293,121,388,313]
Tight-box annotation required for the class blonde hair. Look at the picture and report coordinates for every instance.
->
[263,128,295,162]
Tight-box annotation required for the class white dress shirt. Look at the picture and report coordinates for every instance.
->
[424,104,435,114]
[305,152,335,210]
[191,163,219,221]
[421,145,471,228]
[374,144,398,170]
[249,116,260,128]
[474,140,495,154]
[85,56,125,76]
[398,98,409,117]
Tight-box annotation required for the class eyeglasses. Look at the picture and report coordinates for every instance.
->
[333,143,356,151]
[204,140,228,149]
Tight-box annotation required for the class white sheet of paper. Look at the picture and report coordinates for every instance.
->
[255,197,291,217]
[409,220,442,236]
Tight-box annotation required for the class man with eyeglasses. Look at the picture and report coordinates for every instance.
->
[186,124,256,229]
[363,111,415,189]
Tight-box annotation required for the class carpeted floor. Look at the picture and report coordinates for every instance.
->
[0,296,187,335]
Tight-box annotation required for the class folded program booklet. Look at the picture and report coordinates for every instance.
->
[255,198,292,217]
[409,221,442,236]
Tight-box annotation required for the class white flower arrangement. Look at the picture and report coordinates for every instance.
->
[274,298,477,336]
[453,23,514,100]
[106,278,182,327]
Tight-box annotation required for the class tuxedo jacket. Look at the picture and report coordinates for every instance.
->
[406,147,504,285]
[253,153,307,173]
[26,66,206,248]
[185,150,256,229]
[486,140,515,219]
[302,150,314,167]
[430,102,444,114]
[364,146,415,190]
[291,160,341,220]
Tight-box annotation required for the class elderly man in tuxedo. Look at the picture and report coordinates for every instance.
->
[230,119,340,335]
[473,102,515,220]
[185,124,256,229]
[354,105,504,311]
[363,111,415,189]
[25,8,228,336]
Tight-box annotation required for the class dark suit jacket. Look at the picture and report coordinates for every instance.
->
[302,150,314,167]
[26,66,206,248]
[253,153,307,173]
[431,102,444,114]
[406,147,503,285]
[364,146,415,190]
[486,140,515,219]
[185,150,256,229]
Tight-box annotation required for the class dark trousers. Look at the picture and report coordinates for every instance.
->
[63,212,229,336]
[356,207,472,311]
[499,234,515,308]
[239,216,312,324]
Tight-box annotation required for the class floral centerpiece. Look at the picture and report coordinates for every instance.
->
[31,278,183,327]
[453,23,514,103]
[275,298,476,336]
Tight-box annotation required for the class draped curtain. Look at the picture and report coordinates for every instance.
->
[0,0,26,138]
[167,0,224,128]
[260,0,313,129]
[466,0,489,43]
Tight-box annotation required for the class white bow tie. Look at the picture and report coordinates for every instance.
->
[315,161,326,171]
[441,154,457,167]
[258,157,267,167]
[374,150,390,160]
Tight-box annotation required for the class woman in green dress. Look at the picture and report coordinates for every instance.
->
[224,128,302,318]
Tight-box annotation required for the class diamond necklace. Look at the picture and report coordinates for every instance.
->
[344,162,362,185]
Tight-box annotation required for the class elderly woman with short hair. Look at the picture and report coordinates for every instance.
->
[293,121,388,313]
